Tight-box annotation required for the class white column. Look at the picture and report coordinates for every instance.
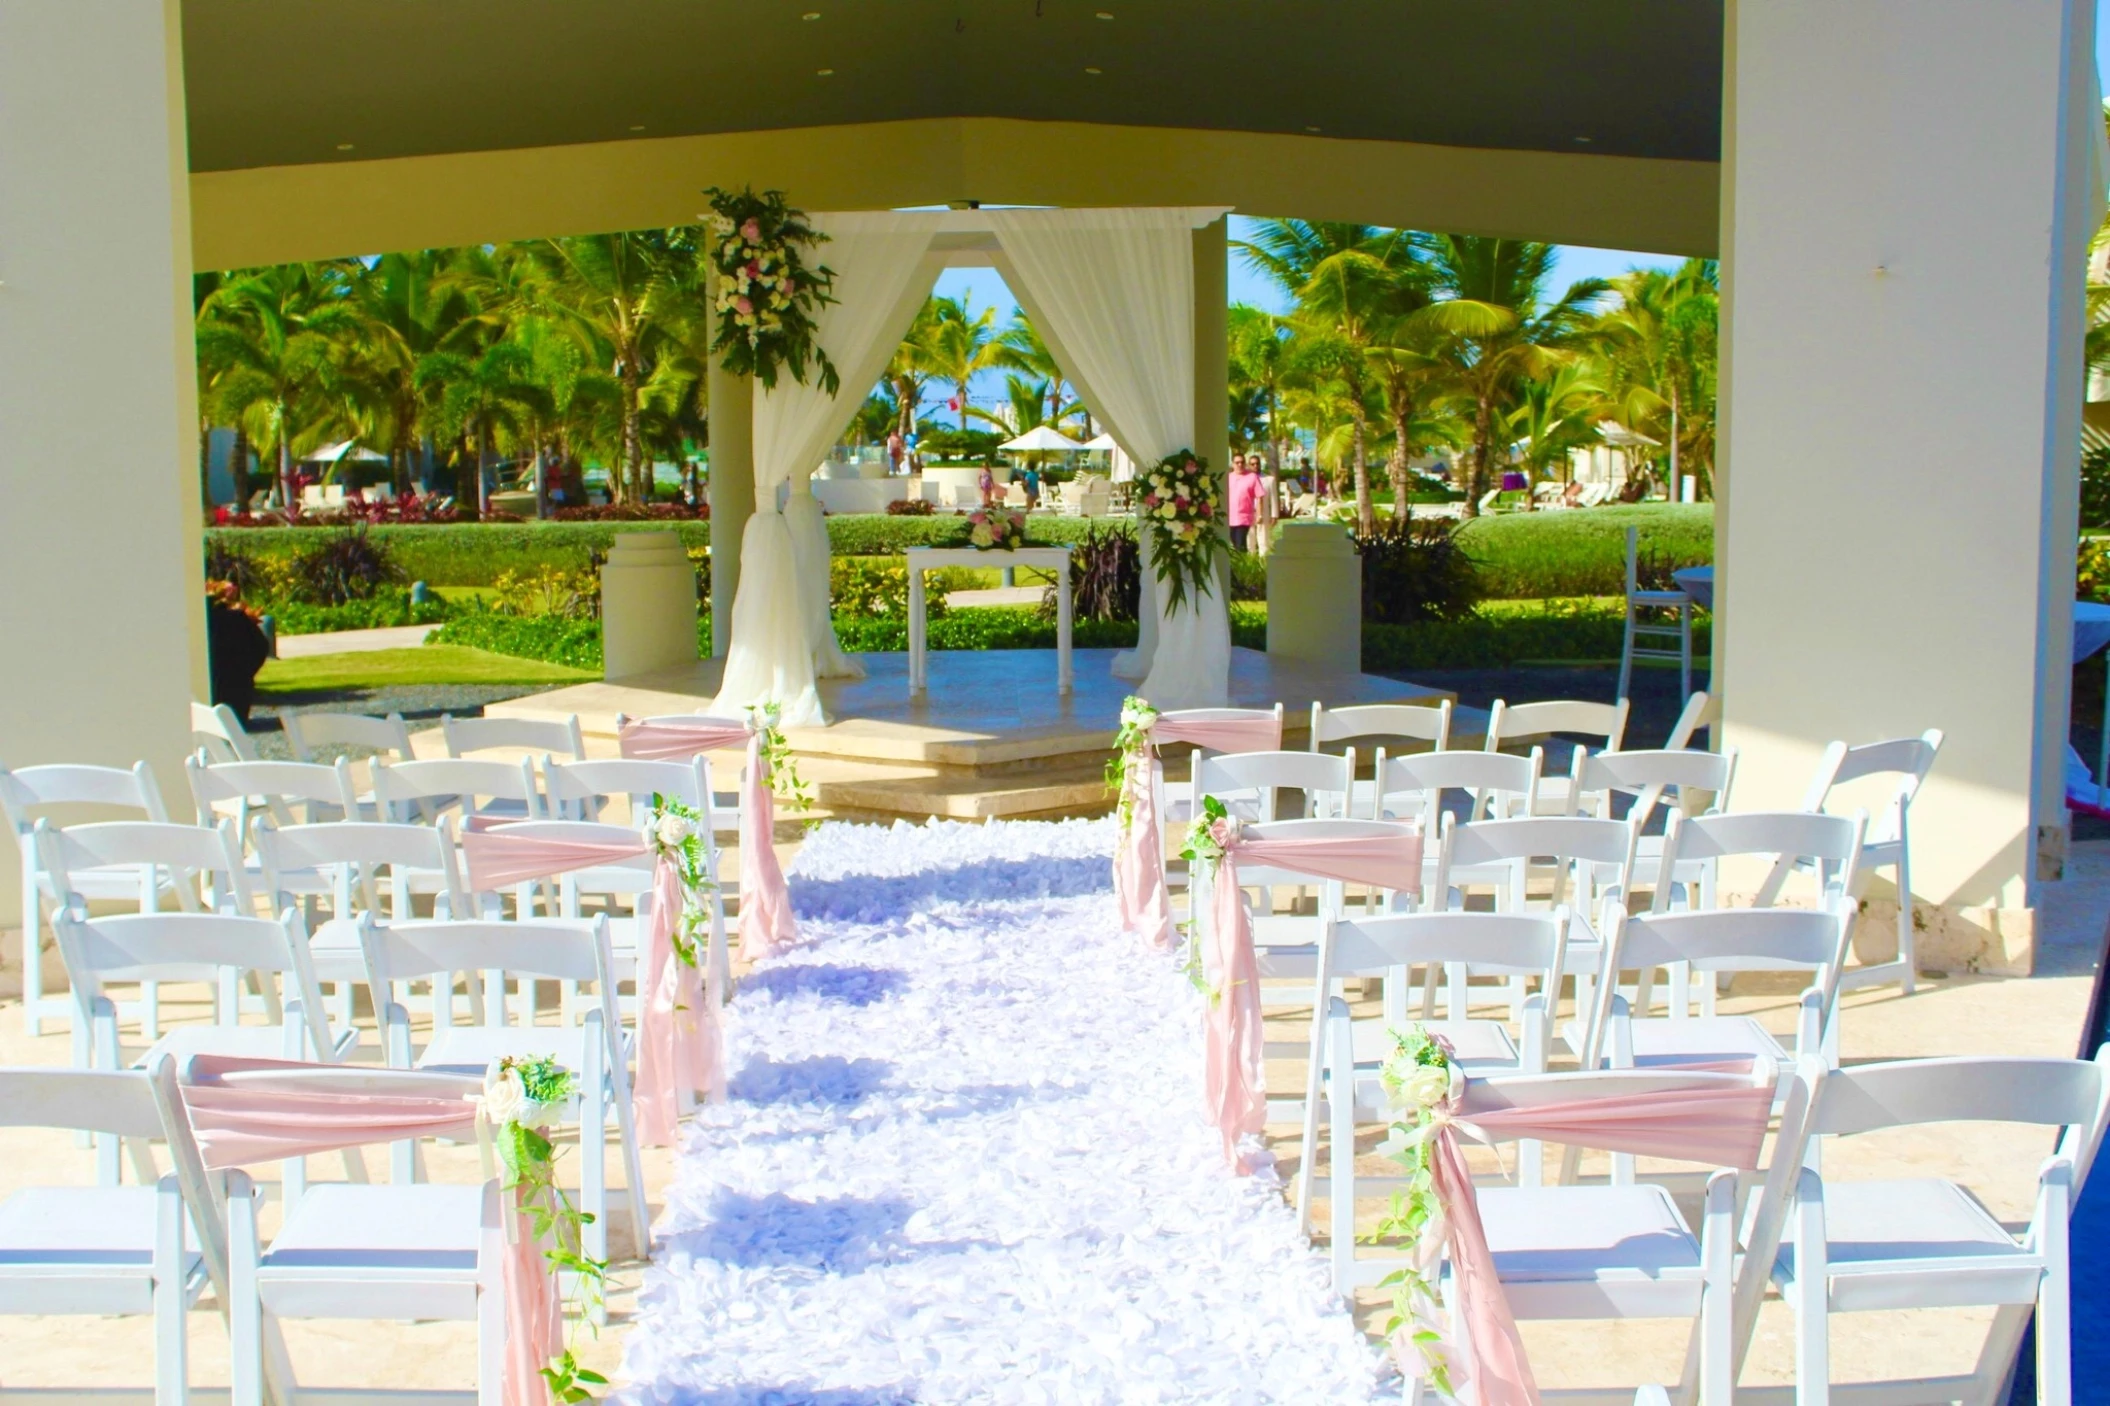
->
[0,0,202,899]
[1716,0,2097,973]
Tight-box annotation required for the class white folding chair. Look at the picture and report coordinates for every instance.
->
[1774,1053,2110,1406]
[1484,697,1630,816]
[191,700,260,763]
[358,914,648,1267]
[614,712,749,839]
[1191,749,1354,825]
[1571,747,1740,911]
[175,1058,509,1406]
[1153,704,1285,827]
[372,755,543,831]
[1619,525,1694,700]
[1309,701,1452,819]
[1304,907,1570,1247]
[1372,746,1542,833]
[0,760,174,1038]
[1791,731,1943,996]
[281,710,416,766]
[0,1058,220,1405]
[1665,690,1720,751]
[442,712,586,765]
[185,755,362,894]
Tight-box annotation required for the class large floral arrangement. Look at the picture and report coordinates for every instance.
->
[480,1055,609,1402]
[1105,695,1159,828]
[642,795,713,969]
[1372,1025,1463,1395]
[702,187,839,394]
[967,508,1026,551]
[1136,450,1225,611]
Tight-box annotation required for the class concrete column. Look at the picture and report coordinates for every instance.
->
[1715,0,2097,973]
[1193,216,1232,604]
[705,287,755,658]
[0,0,202,895]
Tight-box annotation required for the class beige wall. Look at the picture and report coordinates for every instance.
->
[1716,0,2095,933]
[0,3,203,844]
[189,118,1718,273]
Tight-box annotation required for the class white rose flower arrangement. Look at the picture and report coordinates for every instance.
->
[643,794,714,969]
[1134,450,1225,611]
[1105,694,1161,831]
[702,186,839,394]
[1373,1025,1464,1397]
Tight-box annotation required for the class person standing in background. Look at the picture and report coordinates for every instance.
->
[1227,453,1261,553]
[887,427,904,475]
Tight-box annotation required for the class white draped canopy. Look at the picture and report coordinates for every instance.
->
[710,206,1231,724]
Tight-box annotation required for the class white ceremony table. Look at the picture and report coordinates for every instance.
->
[905,545,1073,695]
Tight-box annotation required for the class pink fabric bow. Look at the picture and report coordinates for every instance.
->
[617,718,796,962]
[1204,826,1423,1167]
[176,1054,562,1406]
[1423,1079,1774,1406]
[1110,712,1282,949]
[459,827,721,1147]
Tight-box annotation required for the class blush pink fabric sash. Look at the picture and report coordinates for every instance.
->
[617,717,796,962]
[1204,827,1423,1167]
[176,1054,560,1406]
[458,827,721,1148]
[1110,712,1282,949]
[1426,1079,1774,1406]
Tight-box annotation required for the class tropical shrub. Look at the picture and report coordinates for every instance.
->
[885,497,936,516]
[1355,519,1484,625]
[1359,597,1712,672]
[263,593,454,634]
[2079,536,2110,603]
[2082,445,2110,531]
[550,502,707,522]
[1450,504,1711,597]
[1045,525,1140,623]
[290,528,403,605]
[492,565,600,619]
[429,611,607,672]
[1228,551,1268,603]
[831,557,947,621]
[205,522,711,586]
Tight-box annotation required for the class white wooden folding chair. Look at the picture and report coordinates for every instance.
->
[1619,525,1694,700]
[1153,704,1285,828]
[1372,746,1542,833]
[372,754,544,833]
[191,700,260,763]
[185,755,362,896]
[1789,731,1943,997]
[0,759,174,1038]
[1665,690,1720,751]
[1484,697,1630,816]
[1570,747,1740,910]
[1304,907,1570,1249]
[1191,749,1354,825]
[1773,1052,2110,1406]
[0,1058,221,1406]
[614,712,749,840]
[1309,701,1452,819]
[174,1058,509,1406]
[281,710,417,766]
[358,914,648,1266]
[443,713,586,765]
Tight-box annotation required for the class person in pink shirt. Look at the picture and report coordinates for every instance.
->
[1227,453,1263,552]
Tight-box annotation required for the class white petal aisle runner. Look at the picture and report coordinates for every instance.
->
[619,817,1383,1404]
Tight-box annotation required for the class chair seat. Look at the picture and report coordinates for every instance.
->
[0,1187,204,1314]
[260,1183,490,1320]
[1774,1179,2040,1310]
[1629,590,1689,608]
[1627,1016,1785,1069]
[141,1021,359,1066]
[1473,1184,1703,1318]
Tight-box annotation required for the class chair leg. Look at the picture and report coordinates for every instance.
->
[1679,602,1693,703]
[1327,999,1356,1298]
[229,1186,266,1406]
[1619,607,1637,702]
[1791,1184,1829,1406]
[21,849,48,1039]
[1894,854,1916,997]
[478,1187,508,1406]
[153,1179,188,1406]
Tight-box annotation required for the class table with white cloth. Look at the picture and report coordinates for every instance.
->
[905,546,1073,694]
[1672,565,1714,609]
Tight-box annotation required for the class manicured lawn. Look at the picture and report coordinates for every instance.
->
[255,645,596,694]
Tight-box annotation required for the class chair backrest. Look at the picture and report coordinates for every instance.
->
[1309,701,1451,753]
[1485,697,1629,754]
[1322,907,1567,981]
[442,713,585,763]
[1375,747,1541,827]
[1436,813,1639,915]
[190,701,258,763]
[371,756,540,820]
[544,756,711,822]
[1572,747,1739,825]
[1655,809,1866,911]
[0,1057,215,1200]
[253,818,467,919]
[1624,525,1642,594]
[1664,691,1720,751]
[1800,730,1943,844]
[1226,816,1421,894]
[359,914,615,1026]
[0,760,169,838]
[36,817,251,913]
[186,756,358,827]
[1157,705,1284,756]
[464,819,655,900]
[282,710,416,765]
[1196,749,1353,821]
[1594,904,1855,1060]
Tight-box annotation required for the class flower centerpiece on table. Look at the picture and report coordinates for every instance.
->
[1372,1025,1464,1396]
[967,507,1027,552]
[701,186,839,393]
[1137,450,1225,611]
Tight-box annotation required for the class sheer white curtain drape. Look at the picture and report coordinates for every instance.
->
[712,215,935,725]
[989,208,1229,709]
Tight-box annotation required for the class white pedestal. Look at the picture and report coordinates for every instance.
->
[1266,521,1360,673]
[600,531,698,678]
[906,545,1072,694]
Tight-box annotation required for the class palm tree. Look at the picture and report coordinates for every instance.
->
[1505,361,1605,491]
[342,249,483,497]
[916,295,1003,430]
[1234,219,1388,302]
[1289,229,1422,533]
[1419,236,1607,514]
[420,336,550,515]
[996,313,1076,429]
[1591,259,1718,498]
[1229,304,1292,473]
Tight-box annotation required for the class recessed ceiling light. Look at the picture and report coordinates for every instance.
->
[1304,125,1321,133]
[802,10,820,18]
[817,67,835,76]
[1084,66,1102,75]
[629,124,646,132]
[335,142,355,150]
[1096,10,1114,17]
[1574,135,1593,143]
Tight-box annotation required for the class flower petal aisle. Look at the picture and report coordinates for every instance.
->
[619,817,1382,1404]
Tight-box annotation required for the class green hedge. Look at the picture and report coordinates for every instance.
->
[260,593,456,635]
[1361,597,1712,672]
[208,522,712,587]
[822,515,1132,555]
[428,612,609,672]
[1452,504,1713,598]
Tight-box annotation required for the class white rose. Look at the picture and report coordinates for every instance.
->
[1400,1063,1453,1111]
[655,812,691,848]
[482,1066,528,1127]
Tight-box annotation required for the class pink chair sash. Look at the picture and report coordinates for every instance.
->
[1426,1081,1774,1406]
[1110,713,1282,950]
[617,718,796,962]
[176,1055,561,1406]
[1204,828,1423,1167]
[457,827,722,1148]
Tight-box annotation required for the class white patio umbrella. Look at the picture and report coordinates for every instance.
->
[1080,432,1119,452]
[999,425,1086,452]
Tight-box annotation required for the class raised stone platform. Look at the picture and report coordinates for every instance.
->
[488,647,1464,824]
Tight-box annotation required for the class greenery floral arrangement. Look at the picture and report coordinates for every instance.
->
[643,795,714,969]
[966,508,1027,551]
[1178,793,1237,868]
[480,1055,609,1403]
[1136,450,1225,612]
[746,701,813,814]
[1369,1025,1463,1396]
[701,187,839,394]
[1105,695,1160,829]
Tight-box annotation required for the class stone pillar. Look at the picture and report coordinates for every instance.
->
[1266,522,1360,673]
[1193,216,1232,601]
[1715,0,2097,972]
[601,531,700,679]
[706,295,755,658]
[0,0,201,911]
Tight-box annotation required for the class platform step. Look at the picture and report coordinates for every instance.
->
[816,763,1114,822]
